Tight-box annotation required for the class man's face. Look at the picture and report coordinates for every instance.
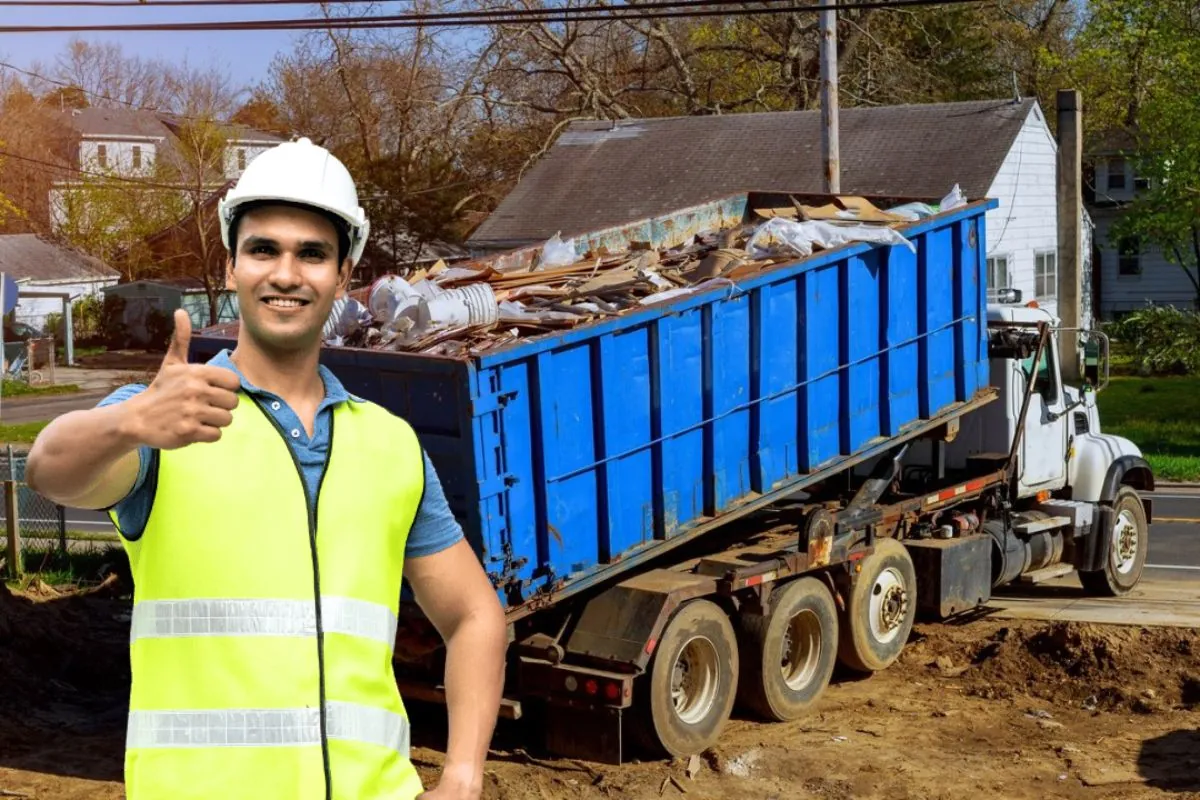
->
[227,204,350,354]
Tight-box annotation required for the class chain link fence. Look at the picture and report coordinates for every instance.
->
[2,446,79,578]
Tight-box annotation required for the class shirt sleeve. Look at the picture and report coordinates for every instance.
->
[96,383,156,541]
[403,452,465,559]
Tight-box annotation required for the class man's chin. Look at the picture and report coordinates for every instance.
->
[242,320,322,354]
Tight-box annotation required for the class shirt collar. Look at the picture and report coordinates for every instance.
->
[208,349,365,409]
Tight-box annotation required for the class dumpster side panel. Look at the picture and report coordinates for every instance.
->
[475,206,992,606]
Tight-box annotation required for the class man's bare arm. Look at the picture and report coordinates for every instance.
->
[25,403,145,510]
[25,309,241,510]
[405,538,507,799]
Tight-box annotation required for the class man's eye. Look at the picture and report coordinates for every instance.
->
[301,249,327,260]
[251,245,275,255]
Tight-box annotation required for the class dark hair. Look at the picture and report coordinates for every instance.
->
[228,200,352,266]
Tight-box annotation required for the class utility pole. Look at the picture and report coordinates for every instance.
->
[1056,89,1083,381]
[820,3,840,195]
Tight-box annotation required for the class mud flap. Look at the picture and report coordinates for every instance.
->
[545,705,624,765]
[1075,505,1113,573]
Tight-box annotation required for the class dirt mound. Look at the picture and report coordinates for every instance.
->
[904,620,1200,713]
[0,580,131,720]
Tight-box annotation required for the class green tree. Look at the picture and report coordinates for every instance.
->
[1077,0,1200,306]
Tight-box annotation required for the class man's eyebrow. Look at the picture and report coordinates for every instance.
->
[299,239,334,251]
[240,235,278,250]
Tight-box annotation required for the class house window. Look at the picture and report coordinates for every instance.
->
[237,149,247,171]
[132,145,142,170]
[1035,251,1058,298]
[987,255,1011,290]
[1118,236,1142,276]
[97,144,108,169]
[1107,158,1126,190]
[1134,174,1150,191]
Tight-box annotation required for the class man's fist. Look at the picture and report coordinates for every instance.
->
[126,309,241,450]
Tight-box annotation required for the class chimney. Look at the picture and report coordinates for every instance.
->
[1056,89,1083,381]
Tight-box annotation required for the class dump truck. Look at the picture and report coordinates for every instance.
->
[193,191,1154,764]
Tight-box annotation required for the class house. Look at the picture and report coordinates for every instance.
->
[1084,132,1194,319]
[49,108,284,232]
[102,277,239,346]
[468,98,1087,320]
[0,233,119,331]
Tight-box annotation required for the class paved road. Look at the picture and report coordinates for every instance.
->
[1143,488,1200,580]
[0,391,109,425]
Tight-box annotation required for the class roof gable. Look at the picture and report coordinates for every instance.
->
[469,98,1037,248]
[62,108,283,145]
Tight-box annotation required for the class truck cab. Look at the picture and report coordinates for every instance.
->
[949,291,1154,595]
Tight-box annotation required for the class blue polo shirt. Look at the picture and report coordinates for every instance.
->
[98,349,464,558]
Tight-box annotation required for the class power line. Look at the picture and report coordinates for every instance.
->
[0,0,990,31]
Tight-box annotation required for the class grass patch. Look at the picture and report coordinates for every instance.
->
[0,420,49,444]
[1097,376,1200,482]
[1,380,81,397]
[8,541,127,591]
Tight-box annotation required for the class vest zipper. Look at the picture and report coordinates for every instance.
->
[249,397,335,800]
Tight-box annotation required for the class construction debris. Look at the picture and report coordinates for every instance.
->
[326,194,951,357]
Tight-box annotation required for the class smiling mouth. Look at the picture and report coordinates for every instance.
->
[262,297,309,309]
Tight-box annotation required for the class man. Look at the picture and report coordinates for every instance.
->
[25,138,507,800]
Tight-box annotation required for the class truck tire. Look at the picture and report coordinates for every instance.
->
[736,576,838,722]
[631,599,738,758]
[1080,486,1148,597]
[838,537,917,673]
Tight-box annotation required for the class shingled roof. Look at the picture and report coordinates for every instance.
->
[0,234,119,282]
[469,98,1039,250]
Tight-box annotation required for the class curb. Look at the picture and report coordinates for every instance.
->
[1154,481,1200,491]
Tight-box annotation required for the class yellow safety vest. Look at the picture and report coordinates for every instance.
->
[113,392,426,800]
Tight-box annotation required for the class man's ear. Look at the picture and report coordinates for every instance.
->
[224,256,236,291]
[335,257,353,299]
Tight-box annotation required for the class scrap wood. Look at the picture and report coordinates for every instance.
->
[338,200,922,355]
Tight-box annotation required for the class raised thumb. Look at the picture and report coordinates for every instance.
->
[165,308,192,364]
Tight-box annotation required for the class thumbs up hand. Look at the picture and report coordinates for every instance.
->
[126,309,242,449]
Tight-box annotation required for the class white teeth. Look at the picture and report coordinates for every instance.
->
[266,298,303,308]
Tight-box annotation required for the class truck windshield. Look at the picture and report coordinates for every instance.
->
[1020,345,1059,405]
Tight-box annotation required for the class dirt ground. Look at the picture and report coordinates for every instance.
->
[3,582,1199,800]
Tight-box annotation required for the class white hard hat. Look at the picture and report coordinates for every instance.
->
[218,137,370,265]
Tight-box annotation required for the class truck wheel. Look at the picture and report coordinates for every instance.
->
[1080,486,1148,597]
[632,599,738,758]
[838,537,917,673]
[737,576,838,722]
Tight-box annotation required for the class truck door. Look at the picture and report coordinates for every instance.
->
[1017,338,1069,493]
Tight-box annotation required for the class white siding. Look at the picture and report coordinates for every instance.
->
[1093,211,1198,317]
[80,138,159,177]
[13,277,118,332]
[983,104,1060,317]
[223,142,274,180]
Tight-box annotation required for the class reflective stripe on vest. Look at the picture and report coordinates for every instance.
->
[129,597,398,648]
[127,700,410,755]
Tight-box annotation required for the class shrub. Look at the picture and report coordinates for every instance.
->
[1108,304,1200,376]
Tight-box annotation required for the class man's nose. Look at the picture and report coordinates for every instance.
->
[269,253,304,288]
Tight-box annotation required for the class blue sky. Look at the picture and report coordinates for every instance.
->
[0,6,322,91]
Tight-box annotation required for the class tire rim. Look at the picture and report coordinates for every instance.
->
[1112,509,1139,575]
[780,608,822,691]
[670,635,720,725]
[869,567,908,644]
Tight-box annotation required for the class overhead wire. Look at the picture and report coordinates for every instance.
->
[0,0,992,30]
